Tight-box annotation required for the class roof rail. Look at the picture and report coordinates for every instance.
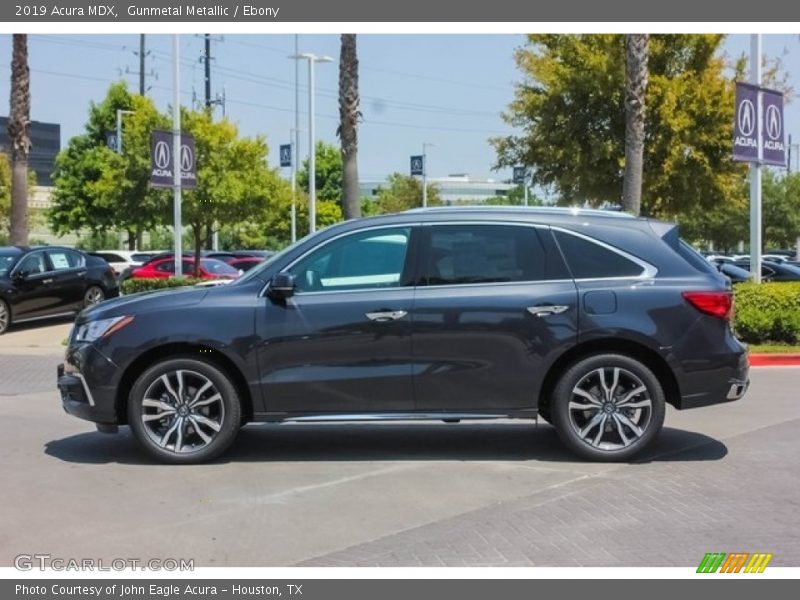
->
[402,205,636,219]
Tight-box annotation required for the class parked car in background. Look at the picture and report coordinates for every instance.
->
[734,260,800,282]
[0,246,118,334]
[715,262,752,284]
[58,207,748,463]
[89,250,166,277]
[129,257,241,281]
[226,256,265,273]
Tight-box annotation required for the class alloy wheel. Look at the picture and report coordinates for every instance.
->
[567,367,653,451]
[84,287,105,307]
[140,369,225,454]
[0,301,9,334]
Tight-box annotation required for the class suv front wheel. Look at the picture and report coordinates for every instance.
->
[551,354,665,461]
[127,358,241,464]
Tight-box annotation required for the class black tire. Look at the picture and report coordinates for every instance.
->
[0,299,10,335]
[83,285,105,308]
[127,357,241,464]
[550,353,665,462]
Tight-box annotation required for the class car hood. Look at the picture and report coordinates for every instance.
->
[78,285,209,322]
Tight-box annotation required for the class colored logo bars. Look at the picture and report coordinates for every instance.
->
[733,82,786,167]
[696,552,773,573]
[150,129,197,189]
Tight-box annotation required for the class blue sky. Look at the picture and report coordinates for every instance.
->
[0,33,798,181]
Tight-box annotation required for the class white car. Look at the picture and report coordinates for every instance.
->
[89,250,164,276]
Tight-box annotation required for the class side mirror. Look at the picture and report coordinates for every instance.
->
[12,270,26,282]
[269,272,296,299]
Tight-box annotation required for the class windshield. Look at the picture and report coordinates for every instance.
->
[0,254,18,277]
[235,232,316,284]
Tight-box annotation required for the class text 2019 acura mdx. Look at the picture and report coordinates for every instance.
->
[57,207,749,463]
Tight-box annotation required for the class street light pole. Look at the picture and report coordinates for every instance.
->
[115,109,134,154]
[750,33,762,283]
[290,52,332,234]
[422,142,434,208]
[172,34,183,278]
[291,34,300,243]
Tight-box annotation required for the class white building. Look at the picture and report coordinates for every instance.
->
[360,174,515,205]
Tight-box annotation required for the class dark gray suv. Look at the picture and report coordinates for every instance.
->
[58,207,748,463]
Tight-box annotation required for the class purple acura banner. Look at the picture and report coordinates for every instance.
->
[733,82,759,163]
[762,89,786,167]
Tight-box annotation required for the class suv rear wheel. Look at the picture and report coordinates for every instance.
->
[551,354,665,461]
[127,358,241,464]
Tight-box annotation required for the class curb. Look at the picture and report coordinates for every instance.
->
[749,353,800,366]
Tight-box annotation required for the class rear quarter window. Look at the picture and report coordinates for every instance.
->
[677,240,719,275]
[553,230,645,279]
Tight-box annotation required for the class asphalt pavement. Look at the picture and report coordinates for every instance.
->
[0,321,798,567]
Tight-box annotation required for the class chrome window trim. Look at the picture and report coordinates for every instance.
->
[549,225,658,280]
[258,219,658,297]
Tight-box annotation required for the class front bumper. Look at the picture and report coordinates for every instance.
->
[57,343,120,426]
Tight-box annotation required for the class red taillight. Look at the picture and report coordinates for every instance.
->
[682,291,733,320]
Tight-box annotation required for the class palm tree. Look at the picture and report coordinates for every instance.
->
[622,34,649,216]
[8,34,31,245]
[338,34,361,220]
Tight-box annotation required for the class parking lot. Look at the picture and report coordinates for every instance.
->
[1,319,799,568]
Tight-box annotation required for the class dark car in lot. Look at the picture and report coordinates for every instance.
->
[57,207,749,463]
[734,260,800,282]
[0,246,118,334]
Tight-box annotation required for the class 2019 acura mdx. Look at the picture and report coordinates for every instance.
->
[57,207,749,463]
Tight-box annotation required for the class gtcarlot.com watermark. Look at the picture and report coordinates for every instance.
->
[14,554,194,571]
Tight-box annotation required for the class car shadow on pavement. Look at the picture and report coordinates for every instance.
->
[44,423,727,465]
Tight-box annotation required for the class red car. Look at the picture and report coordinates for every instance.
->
[225,256,265,273]
[131,257,241,281]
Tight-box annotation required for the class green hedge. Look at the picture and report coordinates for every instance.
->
[734,282,800,344]
[121,277,205,295]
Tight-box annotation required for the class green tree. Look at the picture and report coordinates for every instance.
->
[675,195,748,253]
[364,173,442,215]
[297,141,343,205]
[0,153,10,238]
[483,184,543,206]
[180,109,294,274]
[762,170,800,249]
[49,82,171,248]
[492,34,747,217]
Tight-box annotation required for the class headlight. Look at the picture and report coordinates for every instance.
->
[74,316,134,343]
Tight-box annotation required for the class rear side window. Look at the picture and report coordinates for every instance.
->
[677,240,718,275]
[421,224,550,285]
[46,249,83,271]
[554,230,644,279]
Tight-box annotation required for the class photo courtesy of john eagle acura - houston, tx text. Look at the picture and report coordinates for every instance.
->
[56,207,749,464]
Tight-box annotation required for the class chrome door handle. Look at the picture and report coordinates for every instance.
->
[42,278,54,285]
[366,310,408,322]
[527,305,569,317]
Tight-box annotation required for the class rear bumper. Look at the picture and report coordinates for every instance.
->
[674,349,750,410]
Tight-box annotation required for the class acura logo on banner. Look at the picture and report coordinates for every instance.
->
[410,155,424,176]
[279,144,292,168]
[150,129,197,189]
[762,90,786,166]
[733,82,786,166]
